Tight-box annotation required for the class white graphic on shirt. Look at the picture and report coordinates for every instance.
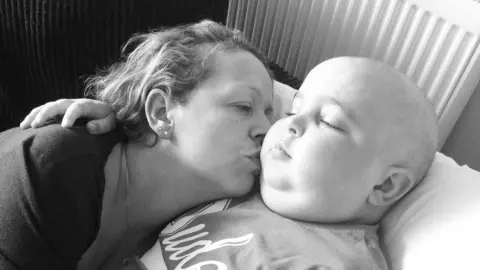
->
[162,223,253,270]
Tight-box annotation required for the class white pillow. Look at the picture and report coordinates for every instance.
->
[273,80,297,120]
[381,152,480,270]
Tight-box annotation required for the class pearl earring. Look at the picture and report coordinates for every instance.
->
[158,126,171,139]
[158,121,174,140]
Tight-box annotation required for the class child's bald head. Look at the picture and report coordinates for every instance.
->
[310,57,438,182]
[261,57,439,224]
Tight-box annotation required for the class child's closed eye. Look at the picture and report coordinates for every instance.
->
[320,118,344,132]
[285,111,345,133]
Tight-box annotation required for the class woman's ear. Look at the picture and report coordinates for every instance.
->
[145,89,175,139]
[367,166,415,206]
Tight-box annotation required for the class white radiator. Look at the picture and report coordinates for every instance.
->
[227,0,480,147]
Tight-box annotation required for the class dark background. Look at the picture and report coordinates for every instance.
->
[0,0,302,131]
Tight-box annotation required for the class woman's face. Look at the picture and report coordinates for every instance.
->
[171,50,274,196]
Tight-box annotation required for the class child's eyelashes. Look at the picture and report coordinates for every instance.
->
[284,111,345,133]
[320,119,344,132]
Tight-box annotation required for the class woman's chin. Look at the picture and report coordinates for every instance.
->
[222,173,257,198]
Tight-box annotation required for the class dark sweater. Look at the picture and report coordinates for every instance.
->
[0,0,229,131]
[0,125,123,269]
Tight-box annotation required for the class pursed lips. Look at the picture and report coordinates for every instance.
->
[270,141,292,159]
[244,150,262,168]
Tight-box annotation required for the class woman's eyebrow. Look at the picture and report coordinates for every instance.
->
[247,86,274,109]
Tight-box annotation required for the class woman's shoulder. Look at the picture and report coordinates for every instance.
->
[0,124,124,166]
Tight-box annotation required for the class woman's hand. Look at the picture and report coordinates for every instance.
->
[20,98,116,134]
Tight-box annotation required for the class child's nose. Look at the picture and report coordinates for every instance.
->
[288,115,305,137]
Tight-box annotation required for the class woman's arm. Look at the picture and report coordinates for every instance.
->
[20,80,300,133]
[0,126,121,269]
[20,98,116,134]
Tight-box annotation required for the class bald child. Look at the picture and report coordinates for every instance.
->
[151,57,438,270]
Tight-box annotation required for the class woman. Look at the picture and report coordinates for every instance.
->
[0,20,274,270]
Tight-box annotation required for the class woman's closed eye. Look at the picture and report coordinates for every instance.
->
[233,103,253,114]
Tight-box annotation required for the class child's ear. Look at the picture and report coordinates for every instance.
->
[367,167,415,206]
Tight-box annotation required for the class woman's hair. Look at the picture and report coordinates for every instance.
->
[86,20,272,141]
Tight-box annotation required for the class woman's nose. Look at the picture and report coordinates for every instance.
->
[254,134,265,146]
[251,113,271,146]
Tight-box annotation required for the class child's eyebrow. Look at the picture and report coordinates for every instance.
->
[295,91,357,124]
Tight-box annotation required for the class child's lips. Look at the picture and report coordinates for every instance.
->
[270,142,291,160]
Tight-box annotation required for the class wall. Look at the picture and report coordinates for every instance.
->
[442,82,480,171]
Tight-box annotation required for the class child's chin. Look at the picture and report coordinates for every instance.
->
[260,187,298,219]
[260,173,292,191]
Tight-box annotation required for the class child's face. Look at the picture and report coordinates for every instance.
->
[260,65,394,223]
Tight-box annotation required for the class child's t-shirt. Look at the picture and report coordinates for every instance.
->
[147,193,388,269]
